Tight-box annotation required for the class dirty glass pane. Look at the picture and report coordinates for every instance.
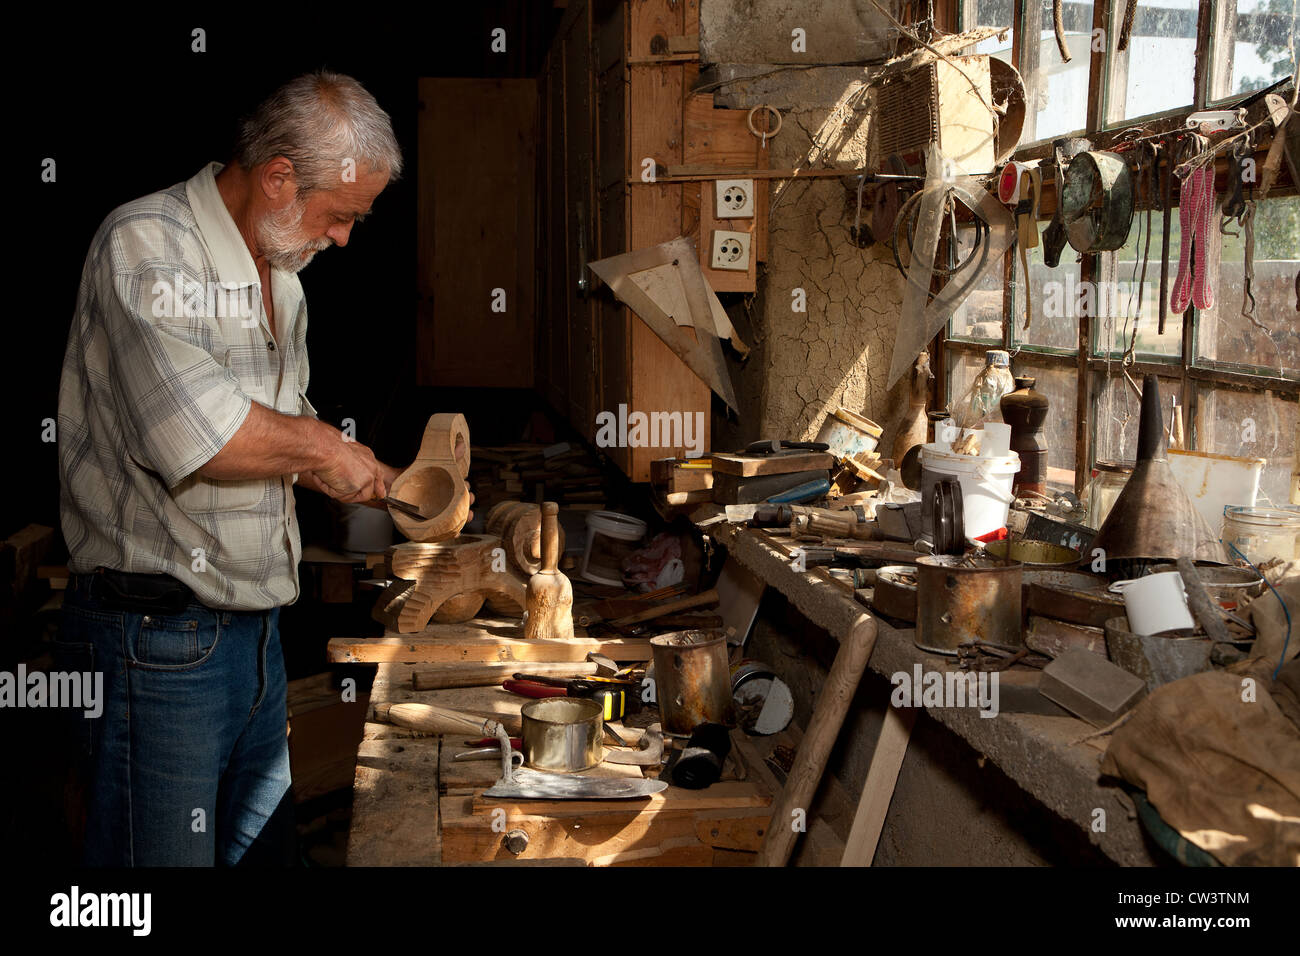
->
[1021,0,1093,142]
[1011,235,1082,352]
[1092,217,1184,361]
[1197,196,1300,380]
[947,350,990,418]
[1092,370,1183,464]
[1008,360,1079,490]
[1197,386,1299,505]
[949,223,1006,342]
[1104,0,1198,125]
[1210,0,1300,103]
[963,0,1016,61]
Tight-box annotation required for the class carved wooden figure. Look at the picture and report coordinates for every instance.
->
[387,413,473,542]
[372,535,527,633]
[524,502,574,640]
[485,500,567,576]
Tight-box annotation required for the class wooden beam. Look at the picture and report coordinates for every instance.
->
[756,613,877,867]
[328,633,653,664]
[840,704,916,866]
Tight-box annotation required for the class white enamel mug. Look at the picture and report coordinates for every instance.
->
[1108,572,1196,636]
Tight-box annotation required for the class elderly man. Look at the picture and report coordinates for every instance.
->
[56,72,406,866]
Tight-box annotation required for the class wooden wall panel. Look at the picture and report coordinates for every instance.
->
[563,5,598,439]
[417,78,537,388]
[595,2,630,472]
[627,0,709,480]
[543,56,569,412]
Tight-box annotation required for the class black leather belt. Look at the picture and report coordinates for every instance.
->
[79,568,197,614]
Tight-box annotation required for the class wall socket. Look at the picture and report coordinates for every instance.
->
[710,230,751,271]
[714,179,755,218]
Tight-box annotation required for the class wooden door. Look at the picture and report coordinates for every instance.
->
[416,78,537,388]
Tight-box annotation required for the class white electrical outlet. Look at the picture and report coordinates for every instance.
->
[715,179,755,218]
[710,230,751,271]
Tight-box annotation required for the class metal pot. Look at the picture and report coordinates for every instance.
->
[520,697,603,773]
[915,555,1024,655]
[650,630,736,736]
[983,538,1081,567]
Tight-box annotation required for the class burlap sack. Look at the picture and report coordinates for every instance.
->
[1100,671,1300,866]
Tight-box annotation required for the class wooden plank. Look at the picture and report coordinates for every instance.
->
[683,94,759,167]
[658,165,858,181]
[712,451,835,477]
[346,734,442,866]
[328,633,653,664]
[625,0,706,485]
[667,33,700,54]
[840,705,916,866]
[442,794,753,864]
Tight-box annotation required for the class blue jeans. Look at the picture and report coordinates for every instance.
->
[56,574,292,866]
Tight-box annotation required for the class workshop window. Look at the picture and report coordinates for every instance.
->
[1198,385,1298,501]
[1093,228,1184,362]
[1209,0,1300,103]
[1021,0,1096,142]
[949,0,1299,499]
[1196,194,1300,376]
[1103,0,1199,126]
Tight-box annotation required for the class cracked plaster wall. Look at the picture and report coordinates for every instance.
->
[717,83,915,452]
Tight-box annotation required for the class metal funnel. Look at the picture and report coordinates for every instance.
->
[1090,375,1227,576]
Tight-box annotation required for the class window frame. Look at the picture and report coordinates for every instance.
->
[943,0,1298,497]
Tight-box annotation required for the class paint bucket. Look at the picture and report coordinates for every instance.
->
[579,511,646,587]
[1167,449,1265,537]
[919,443,1021,539]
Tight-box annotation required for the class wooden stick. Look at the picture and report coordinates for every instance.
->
[374,701,508,738]
[756,613,877,866]
[1176,558,1231,644]
[411,661,596,691]
[608,589,720,627]
[840,705,916,866]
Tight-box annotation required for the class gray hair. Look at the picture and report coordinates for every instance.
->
[234,70,402,193]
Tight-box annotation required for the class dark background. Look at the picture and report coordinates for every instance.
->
[10,4,564,541]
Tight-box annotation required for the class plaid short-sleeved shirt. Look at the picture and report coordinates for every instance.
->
[58,162,315,611]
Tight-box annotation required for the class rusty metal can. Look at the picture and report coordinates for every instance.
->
[915,555,1024,655]
[650,630,736,736]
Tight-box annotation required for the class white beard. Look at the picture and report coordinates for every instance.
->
[256,199,332,274]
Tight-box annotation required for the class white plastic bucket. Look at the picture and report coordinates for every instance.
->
[579,511,647,587]
[1167,449,1264,537]
[919,443,1021,539]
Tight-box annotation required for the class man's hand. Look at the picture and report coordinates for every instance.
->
[312,427,388,502]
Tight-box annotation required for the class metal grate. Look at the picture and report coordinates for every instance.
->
[876,64,940,158]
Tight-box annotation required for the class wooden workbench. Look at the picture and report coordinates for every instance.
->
[338,623,777,866]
